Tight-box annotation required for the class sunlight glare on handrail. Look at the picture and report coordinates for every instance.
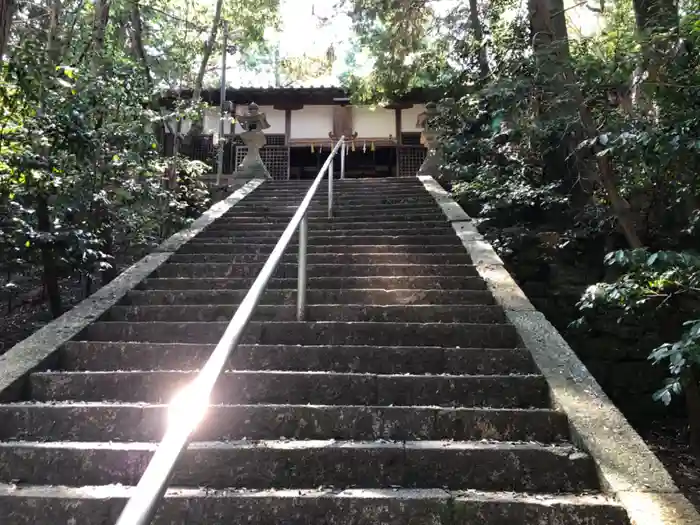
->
[113,136,345,525]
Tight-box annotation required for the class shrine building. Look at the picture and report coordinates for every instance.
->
[163,86,435,182]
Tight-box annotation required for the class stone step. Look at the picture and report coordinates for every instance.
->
[219,210,445,221]
[103,304,506,324]
[186,235,462,246]
[0,485,630,525]
[255,183,425,192]
[152,263,478,279]
[29,370,547,407]
[60,343,536,375]
[0,403,570,443]
[196,227,455,238]
[240,196,438,206]
[231,203,439,213]
[176,243,467,255]
[122,288,494,306]
[0,440,598,492]
[139,276,488,291]
[250,184,428,192]
[79,321,518,347]
[202,220,452,231]
[166,252,474,264]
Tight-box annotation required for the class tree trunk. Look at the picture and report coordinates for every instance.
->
[468,0,489,79]
[130,2,152,88]
[529,0,643,248]
[187,0,224,136]
[36,196,62,318]
[630,0,679,114]
[0,0,14,59]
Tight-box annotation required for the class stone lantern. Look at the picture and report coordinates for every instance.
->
[416,101,440,177]
[234,102,272,180]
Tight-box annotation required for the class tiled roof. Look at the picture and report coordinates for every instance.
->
[163,85,437,106]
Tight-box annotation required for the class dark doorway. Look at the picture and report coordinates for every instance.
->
[289,145,397,179]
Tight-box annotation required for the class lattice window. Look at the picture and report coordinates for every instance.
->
[398,146,425,177]
[231,134,286,146]
[235,145,290,180]
[266,134,286,146]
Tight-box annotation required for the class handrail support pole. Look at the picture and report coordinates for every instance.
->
[340,140,346,180]
[115,136,346,525]
[296,214,308,321]
[328,149,334,218]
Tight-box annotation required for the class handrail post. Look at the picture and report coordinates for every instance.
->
[296,214,308,321]
[114,136,346,525]
[340,140,346,180]
[328,149,334,218]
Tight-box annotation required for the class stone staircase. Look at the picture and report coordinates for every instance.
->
[0,178,630,523]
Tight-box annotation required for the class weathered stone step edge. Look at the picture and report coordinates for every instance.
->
[103,304,505,324]
[220,209,445,216]
[175,244,469,254]
[218,212,446,220]
[238,199,439,206]
[186,235,462,245]
[139,276,489,291]
[202,221,452,230]
[152,263,480,279]
[234,201,439,208]
[196,228,456,237]
[155,263,477,270]
[0,485,630,525]
[252,187,428,193]
[28,371,547,407]
[167,253,475,264]
[0,440,599,492]
[121,289,496,306]
[0,403,570,442]
[59,343,535,375]
[135,276,486,292]
[78,320,519,347]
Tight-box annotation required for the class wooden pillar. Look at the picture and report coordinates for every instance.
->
[395,109,402,177]
[285,109,292,179]
[284,109,291,145]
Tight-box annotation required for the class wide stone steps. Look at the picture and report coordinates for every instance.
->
[177,243,469,254]
[29,370,547,406]
[167,252,473,263]
[196,227,456,238]
[0,486,629,525]
[102,304,505,323]
[152,263,478,279]
[77,320,519,346]
[122,288,495,305]
[199,221,455,233]
[187,234,460,245]
[0,177,629,524]
[0,440,597,492]
[138,276,488,290]
[217,211,447,222]
[59,343,536,374]
[0,403,569,442]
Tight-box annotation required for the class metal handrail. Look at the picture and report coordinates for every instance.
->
[114,136,346,525]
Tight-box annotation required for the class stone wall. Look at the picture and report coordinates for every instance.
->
[478,225,682,421]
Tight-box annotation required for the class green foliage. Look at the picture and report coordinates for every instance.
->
[575,249,700,405]
[0,0,275,318]
[350,0,700,436]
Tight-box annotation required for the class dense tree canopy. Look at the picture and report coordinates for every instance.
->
[346,0,700,454]
[0,0,281,321]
